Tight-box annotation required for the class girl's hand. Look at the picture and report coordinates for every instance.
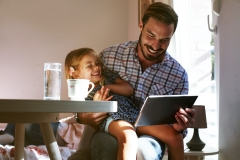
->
[93,86,113,101]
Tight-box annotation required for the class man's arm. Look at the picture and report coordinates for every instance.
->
[173,71,196,136]
[77,112,108,130]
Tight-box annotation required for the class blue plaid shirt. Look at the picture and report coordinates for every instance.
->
[100,40,189,137]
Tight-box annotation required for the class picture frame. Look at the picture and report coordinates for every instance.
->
[138,0,154,26]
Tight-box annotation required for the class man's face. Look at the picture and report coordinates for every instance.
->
[138,17,174,62]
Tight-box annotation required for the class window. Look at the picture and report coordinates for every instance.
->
[170,1,218,159]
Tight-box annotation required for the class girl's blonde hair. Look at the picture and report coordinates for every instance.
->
[64,47,105,85]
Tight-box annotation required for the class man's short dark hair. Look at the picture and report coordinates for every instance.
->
[142,2,178,33]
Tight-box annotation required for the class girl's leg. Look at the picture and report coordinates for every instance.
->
[137,125,184,160]
[108,120,138,160]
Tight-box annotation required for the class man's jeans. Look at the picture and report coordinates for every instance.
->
[2,122,59,146]
[68,131,166,160]
[25,122,59,146]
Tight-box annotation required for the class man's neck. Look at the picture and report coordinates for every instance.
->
[136,44,165,72]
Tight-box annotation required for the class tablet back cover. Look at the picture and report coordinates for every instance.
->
[134,95,198,127]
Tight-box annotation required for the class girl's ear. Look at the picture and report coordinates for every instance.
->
[70,67,75,72]
[72,72,79,79]
[69,67,75,77]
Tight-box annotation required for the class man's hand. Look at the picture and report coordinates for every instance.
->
[173,108,196,132]
[77,86,113,130]
[78,112,108,130]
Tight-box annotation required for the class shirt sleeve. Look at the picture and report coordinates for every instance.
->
[182,128,188,138]
[173,70,189,95]
[169,124,188,139]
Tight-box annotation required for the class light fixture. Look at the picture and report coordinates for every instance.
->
[186,105,207,151]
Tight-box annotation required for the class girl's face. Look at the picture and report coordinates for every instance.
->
[77,53,102,86]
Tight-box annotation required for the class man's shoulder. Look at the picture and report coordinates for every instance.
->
[165,53,187,73]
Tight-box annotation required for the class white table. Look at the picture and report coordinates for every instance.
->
[184,146,219,160]
[0,99,117,160]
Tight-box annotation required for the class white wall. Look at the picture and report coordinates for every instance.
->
[216,0,240,159]
[0,0,128,100]
[128,0,139,41]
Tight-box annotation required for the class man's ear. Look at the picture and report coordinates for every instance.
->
[139,20,143,31]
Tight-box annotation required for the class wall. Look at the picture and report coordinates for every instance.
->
[216,0,240,159]
[128,0,139,41]
[0,0,128,101]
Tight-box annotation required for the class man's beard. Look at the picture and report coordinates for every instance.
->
[138,32,166,61]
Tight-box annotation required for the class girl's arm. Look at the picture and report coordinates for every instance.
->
[105,78,133,96]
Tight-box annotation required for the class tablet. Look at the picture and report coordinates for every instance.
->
[134,95,198,127]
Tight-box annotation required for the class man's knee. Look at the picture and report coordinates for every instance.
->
[90,132,118,160]
[137,135,165,160]
[68,148,90,160]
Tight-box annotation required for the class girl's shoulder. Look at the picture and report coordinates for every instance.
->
[103,69,120,85]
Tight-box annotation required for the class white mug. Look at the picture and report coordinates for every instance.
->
[67,79,94,101]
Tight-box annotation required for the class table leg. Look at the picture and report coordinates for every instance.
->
[15,123,25,160]
[40,123,61,160]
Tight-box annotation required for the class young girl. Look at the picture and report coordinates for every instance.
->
[65,47,140,160]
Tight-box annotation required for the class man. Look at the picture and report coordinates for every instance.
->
[69,2,195,160]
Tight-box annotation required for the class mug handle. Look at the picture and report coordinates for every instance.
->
[87,82,95,94]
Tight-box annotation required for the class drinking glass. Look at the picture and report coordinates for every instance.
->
[44,63,62,100]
